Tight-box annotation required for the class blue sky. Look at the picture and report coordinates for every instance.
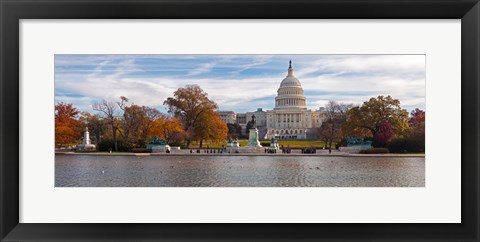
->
[55,54,425,114]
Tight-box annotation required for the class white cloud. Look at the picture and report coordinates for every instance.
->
[55,55,426,114]
[296,55,425,76]
[186,63,215,76]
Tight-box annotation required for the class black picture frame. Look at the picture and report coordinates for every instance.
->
[1,0,478,241]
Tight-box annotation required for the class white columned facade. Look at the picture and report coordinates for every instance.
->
[265,61,324,140]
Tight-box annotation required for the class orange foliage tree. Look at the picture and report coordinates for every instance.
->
[193,110,228,148]
[55,102,82,147]
[163,85,219,147]
[149,115,185,145]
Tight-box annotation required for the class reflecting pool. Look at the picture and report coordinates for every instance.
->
[55,154,425,187]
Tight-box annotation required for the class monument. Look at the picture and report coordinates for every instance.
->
[246,114,262,147]
[226,137,240,153]
[338,137,373,153]
[147,137,171,153]
[76,127,96,151]
[269,137,280,150]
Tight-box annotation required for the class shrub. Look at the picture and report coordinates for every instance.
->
[74,150,98,153]
[405,136,425,152]
[360,148,389,154]
[131,148,150,153]
[168,141,184,147]
[133,139,147,149]
[260,142,271,147]
[97,139,132,152]
[387,136,425,153]
[386,138,407,153]
[337,138,348,147]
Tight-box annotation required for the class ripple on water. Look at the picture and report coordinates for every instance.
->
[55,155,425,187]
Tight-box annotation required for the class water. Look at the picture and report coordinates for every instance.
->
[55,154,425,187]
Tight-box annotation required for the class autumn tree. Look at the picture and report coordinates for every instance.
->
[343,96,409,138]
[119,103,147,146]
[374,120,395,147]
[55,103,82,147]
[163,85,218,147]
[387,109,425,153]
[409,108,425,137]
[192,110,228,147]
[319,122,342,149]
[114,96,163,148]
[319,101,353,149]
[140,106,161,143]
[149,115,185,144]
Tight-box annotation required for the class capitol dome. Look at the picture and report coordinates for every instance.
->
[274,61,307,110]
[279,76,302,87]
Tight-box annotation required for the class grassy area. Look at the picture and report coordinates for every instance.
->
[276,140,332,149]
[59,140,335,152]
[187,139,332,149]
[187,140,247,149]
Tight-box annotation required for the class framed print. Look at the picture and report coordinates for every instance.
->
[1,0,479,241]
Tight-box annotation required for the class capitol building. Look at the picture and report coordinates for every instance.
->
[218,61,325,140]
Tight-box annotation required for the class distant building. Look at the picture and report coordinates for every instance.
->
[217,111,236,124]
[236,113,247,125]
[217,61,325,140]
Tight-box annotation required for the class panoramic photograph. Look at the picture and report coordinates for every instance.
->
[55,54,425,187]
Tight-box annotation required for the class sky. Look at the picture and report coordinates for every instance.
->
[54,54,425,114]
